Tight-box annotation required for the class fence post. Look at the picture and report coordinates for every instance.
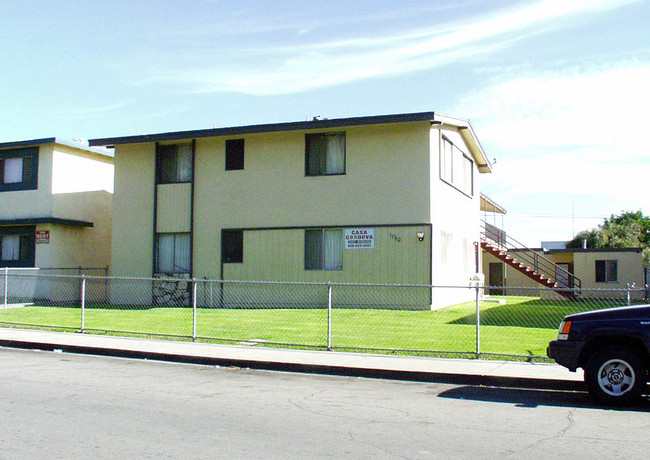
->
[327,282,332,351]
[3,267,7,308]
[80,275,86,332]
[627,283,634,306]
[470,273,484,359]
[475,284,481,358]
[192,279,198,341]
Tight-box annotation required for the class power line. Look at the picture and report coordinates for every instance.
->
[506,213,608,220]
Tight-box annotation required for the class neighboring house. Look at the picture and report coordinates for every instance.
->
[0,138,113,271]
[480,198,645,300]
[483,245,645,299]
[90,111,492,309]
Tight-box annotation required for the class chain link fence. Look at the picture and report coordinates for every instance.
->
[1,270,648,360]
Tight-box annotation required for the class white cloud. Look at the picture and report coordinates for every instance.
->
[460,62,650,157]
[62,102,126,120]
[130,0,641,95]
[458,61,650,197]
[464,60,650,244]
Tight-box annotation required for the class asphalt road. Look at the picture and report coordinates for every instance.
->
[0,347,648,459]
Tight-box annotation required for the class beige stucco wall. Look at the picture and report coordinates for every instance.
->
[111,143,155,277]
[574,250,644,293]
[52,191,112,268]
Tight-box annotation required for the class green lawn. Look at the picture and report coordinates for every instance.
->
[0,296,614,359]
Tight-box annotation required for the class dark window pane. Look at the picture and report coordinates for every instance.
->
[157,146,178,184]
[305,229,323,270]
[222,230,243,263]
[595,260,606,282]
[157,144,193,184]
[225,139,245,170]
[306,133,345,176]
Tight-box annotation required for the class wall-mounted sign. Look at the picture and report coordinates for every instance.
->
[344,228,375,249]
[36,230,50,244]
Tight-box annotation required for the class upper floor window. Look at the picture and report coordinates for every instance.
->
[440,136,473,196]
[595,259,617,283]
[0,147,38,192]
[305,133,345,176]
[225,139,245,171]
[157,144,193,184]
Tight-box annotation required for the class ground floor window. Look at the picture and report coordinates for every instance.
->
[0,226,35,267]
[595,259,617,283]
[155,233,191,274]
[305,228,343,270]
[222,229,243,263]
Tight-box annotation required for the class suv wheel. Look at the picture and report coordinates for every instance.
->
[584,346,647,405]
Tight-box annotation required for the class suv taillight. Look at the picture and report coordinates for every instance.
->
[557,320,572,340]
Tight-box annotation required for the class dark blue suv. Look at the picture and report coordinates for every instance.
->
[547,304,650,405]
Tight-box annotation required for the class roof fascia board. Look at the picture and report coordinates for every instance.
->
[0,217,94,228]
[0,138,114,159]
[89,112,438,147]
[433,113,492,173]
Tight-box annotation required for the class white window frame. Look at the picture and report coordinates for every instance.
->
[440,136,473,196]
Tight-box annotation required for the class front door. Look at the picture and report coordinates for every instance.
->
[488,262,504,295]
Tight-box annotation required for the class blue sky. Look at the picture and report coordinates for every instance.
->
[2,0,649,246]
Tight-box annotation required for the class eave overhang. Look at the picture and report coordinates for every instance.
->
[432,113,492,173]
[0,217,93,228]
[89,112,439,147]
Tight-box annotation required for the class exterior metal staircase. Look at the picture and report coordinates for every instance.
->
[481,221,581,299]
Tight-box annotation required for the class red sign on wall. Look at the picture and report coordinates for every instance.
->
[36,230,50,244]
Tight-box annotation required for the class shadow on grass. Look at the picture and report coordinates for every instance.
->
[449,297,630,329]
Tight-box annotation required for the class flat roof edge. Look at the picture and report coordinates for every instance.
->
[0,138,113,158]
[0,217,94,228]
[89,112,438,146]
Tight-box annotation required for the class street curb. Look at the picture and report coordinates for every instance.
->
[0,337,585,392]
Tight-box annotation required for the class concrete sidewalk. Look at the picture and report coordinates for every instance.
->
[0,327,585,391]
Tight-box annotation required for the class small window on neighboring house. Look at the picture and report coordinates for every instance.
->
[155,233,191,274]
[0,148,38,192]
[440,136,473,196]
[305,229,343,270]
[0,227,35,267]
[305,133,346,176]
[595,260,618,283]
[225,139,245,171]
[222,229,243,263]
[156,144,193,184]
